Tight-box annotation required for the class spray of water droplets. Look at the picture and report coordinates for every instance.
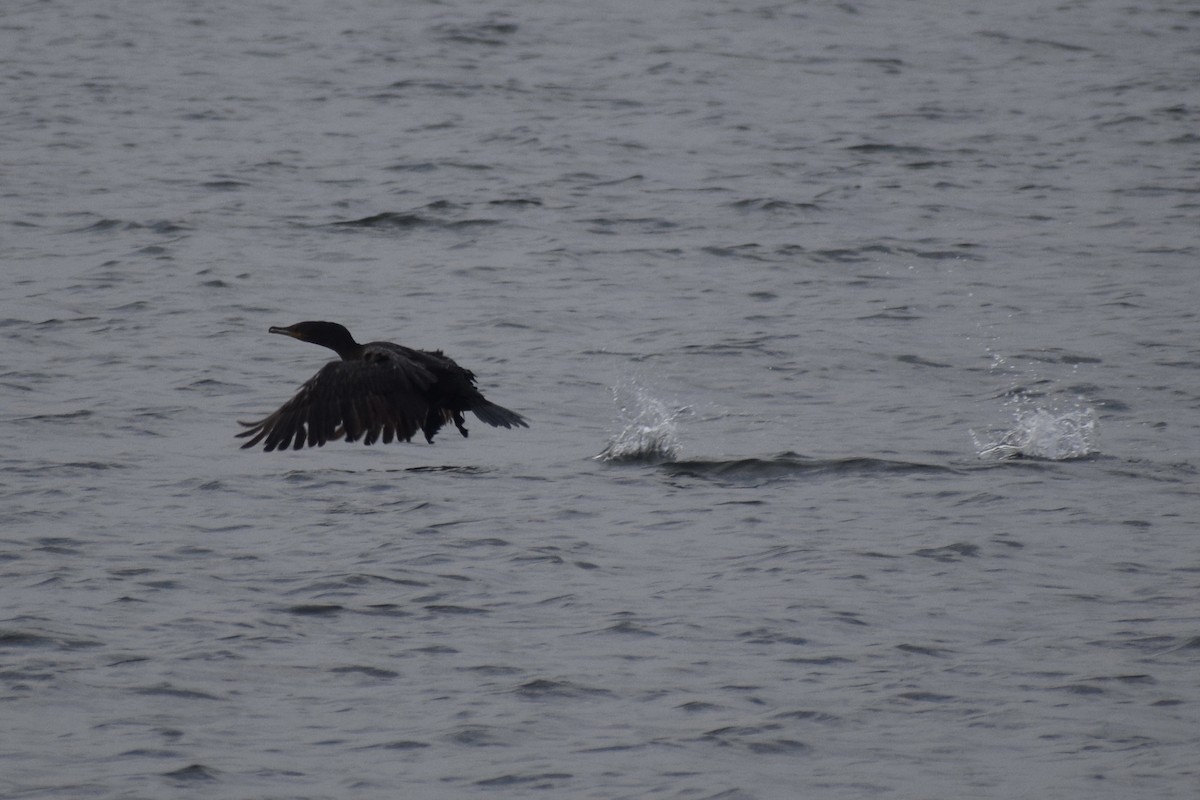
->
[971,405,1099,460]
[595,379,684,463]
[970,350,1099,459]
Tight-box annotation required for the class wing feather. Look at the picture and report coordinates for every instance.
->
[237,355,435,451]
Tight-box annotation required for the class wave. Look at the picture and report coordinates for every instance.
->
[71,218,190,234]
[661,452,956,483]
[330,209,501,230]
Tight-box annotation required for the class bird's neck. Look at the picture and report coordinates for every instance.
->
[332,343,365,360]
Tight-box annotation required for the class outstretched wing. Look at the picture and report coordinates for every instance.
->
[237,356,436,451]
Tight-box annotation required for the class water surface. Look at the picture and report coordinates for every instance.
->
[3,0,1199,797]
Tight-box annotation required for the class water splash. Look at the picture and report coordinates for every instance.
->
[971,406,1099,461]
[595,379,684,463]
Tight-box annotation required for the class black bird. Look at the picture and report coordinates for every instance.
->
[237,321,528,451]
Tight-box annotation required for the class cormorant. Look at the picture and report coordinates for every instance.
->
[237,321,528,451]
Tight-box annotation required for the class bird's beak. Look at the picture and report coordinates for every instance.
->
[269,326,300,338]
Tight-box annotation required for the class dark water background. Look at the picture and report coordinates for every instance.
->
[3,0,1199,797]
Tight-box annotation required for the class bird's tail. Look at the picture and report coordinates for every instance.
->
[471,400,529,429]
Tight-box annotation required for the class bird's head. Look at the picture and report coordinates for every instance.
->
[269,321,360,358]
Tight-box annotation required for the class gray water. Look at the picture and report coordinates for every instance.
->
[3,0,1199,797]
